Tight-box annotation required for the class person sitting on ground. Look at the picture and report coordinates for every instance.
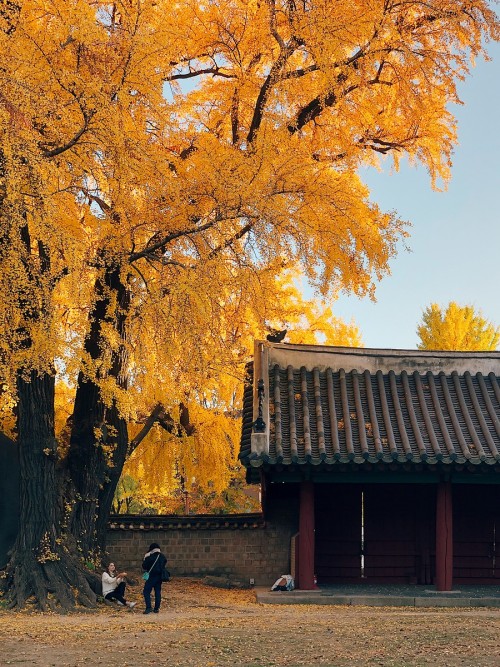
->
[101,562,136,608]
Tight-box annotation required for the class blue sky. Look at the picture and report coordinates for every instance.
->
[331,42,500,350]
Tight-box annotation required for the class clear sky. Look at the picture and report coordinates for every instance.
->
[331,41,500,350]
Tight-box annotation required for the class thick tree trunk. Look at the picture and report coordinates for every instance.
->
[16,371,58,552]
[69,398,129,559]
[3,371,97,610]
[68,262,131,559]
[95,406,129,552]
[68,369,107,558]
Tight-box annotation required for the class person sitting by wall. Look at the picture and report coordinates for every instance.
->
[101,562,136,609]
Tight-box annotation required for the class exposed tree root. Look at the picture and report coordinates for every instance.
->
[3,547,99,612]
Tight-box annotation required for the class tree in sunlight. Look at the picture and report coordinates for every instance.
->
[417,302,500,350]
[1,0,498,610]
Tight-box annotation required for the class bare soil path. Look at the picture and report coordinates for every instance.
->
[1,579,499,666]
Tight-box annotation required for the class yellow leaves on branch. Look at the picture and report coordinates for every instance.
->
[124,401,241,497]
[0,2,498,479]
[264,271,363,346]
[417,302,500,351]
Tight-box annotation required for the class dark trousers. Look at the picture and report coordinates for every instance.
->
[105,581,127,604]
[143,577,162,611]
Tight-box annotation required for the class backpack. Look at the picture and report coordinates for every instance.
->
[271,574,294,591]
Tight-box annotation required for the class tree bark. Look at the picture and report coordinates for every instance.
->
[16,371,58,553]
[3,371,97,610]
[95,403,129,553]
[68,262,131,559]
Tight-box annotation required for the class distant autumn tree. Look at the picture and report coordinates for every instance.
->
[417,302,500,351]
[1,1,498,610]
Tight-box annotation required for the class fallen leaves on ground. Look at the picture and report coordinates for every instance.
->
[1,578,499,666]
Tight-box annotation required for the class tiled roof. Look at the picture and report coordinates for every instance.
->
[240,343,500,469]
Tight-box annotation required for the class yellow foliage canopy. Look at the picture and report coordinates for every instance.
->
[0,1,498,490]
[124,274,362,498]
[417,302,500,351]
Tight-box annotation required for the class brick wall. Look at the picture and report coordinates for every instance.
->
[106,483,299,586]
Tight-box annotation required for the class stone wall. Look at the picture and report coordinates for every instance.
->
[106,483,299,586]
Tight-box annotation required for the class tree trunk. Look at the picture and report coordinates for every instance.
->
[95,404,129,553]
[0,201,98,609]
[67,370,104,557]
[3,371,97,611]
[68,262,131,559]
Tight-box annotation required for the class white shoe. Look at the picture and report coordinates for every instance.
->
[127,602,136,609]
[116,601,125,606]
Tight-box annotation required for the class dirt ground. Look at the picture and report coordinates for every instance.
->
[1,578,499,667]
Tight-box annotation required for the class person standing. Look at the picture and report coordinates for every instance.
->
[101,562,136,608]
[142,542,167,614]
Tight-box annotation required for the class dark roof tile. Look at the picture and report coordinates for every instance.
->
[240,344,500,468]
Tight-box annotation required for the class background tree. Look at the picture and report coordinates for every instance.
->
[417,302,500,351]
[0,0,498,610]
[111,475,141,514]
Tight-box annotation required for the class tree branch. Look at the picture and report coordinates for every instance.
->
[246,41,297,145]
[246,0,301,145]
[281,64,319,80]
[206,218,256,260]
[129,219,215,263]
[168,67,235,80]
[288,89,337,134]
[231,87,240,145]
[127,402,195,457]
[41,110,95,158]
[127,403,166,456]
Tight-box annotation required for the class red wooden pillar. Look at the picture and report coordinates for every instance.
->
[298,480,316,589]
[435,481,453,591]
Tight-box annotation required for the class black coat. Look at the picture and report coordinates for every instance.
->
[142,551,167,582]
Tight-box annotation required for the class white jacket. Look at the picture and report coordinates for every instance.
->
[102,572,123,597]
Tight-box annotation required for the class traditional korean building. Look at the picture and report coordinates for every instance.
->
[239,341,500,591]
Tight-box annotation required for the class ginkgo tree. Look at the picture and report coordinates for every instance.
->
[417,302,500,351]
[120,277,362,514]
[0,0,498,610]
